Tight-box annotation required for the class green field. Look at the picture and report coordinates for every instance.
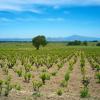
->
[0,42,100,100]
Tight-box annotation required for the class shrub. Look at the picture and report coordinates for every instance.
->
[80,60,85,68]
[0,76,21,97]
[82,77,90,87]
[5,75,11,83]
[60,80,68,87]
[7,60,15,69]
[14,83,21,90]
[95,72,100,83]
[83,41,88,46]
[69,65,73,71]
[24,72,32,83]
[65,72,70,82]
[32,80,42,92]
[0,80,3,96]
[24,64,32,72]
[40,72,50,84]
[57,63,63,70]
[95,65,100,72]
[16,69,22,77]
[81,67,86,75]
[4,83,12,96]
[51,71,57,76]
[96,42,100,46]
[80,87,89,98]
[47,63,53,69]
[40,67,47,72]
[56,88,63,96]
[0,61,4,68]
[32,92,42,97]
[2,66,8,75]
[4,76,12,96]
[69,61,73,67]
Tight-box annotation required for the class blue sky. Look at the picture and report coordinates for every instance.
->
[0,0,100,38]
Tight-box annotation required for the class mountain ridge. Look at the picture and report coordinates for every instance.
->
[0,35,100,42]
[48,35,100,41]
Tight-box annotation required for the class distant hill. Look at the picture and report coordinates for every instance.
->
[0,35,100,42]
[47,35,100,41]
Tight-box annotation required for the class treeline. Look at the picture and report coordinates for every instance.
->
[67,40,87,46]
[96,42,100,46]
[67,40,100,46]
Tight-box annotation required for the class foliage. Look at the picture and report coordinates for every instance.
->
[80,87,89,98]
[32,35,47,50]
[65,71,70,82]
[96,42,100,46]
[24,72,32,83]
[82,77,90,87]
[24,64,32,72]
[56,88,63,96]
[16,69,23,77]
[95,72,100,83]
[32,80,42,92]
[0,80,3,96]
[60,80,68,87]
[40,72,50,84]
[0,42,100,98]
[14,83,21,90]
[67,40,81,46]
[83,41,88,46]
[57,63,63,70]
[51,71,57,76]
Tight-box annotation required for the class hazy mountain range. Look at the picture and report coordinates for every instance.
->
[47,35,100,41]
[0,35,100,42]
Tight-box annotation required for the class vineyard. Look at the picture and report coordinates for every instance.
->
[0,43,100,100]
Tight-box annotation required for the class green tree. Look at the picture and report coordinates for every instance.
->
[83,41,88,46]
[67,40,81,46]
[96,42,100,46]
[32,35,47,50]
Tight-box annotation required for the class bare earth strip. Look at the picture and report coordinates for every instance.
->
[40,61,69,96]
[0,58,100,100]
[85,59,100,98]
[66,58,82,96]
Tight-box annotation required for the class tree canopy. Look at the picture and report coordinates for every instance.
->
[67,40,88,46]
[32,35,47,50]
[67,40,81,46]
[96,42,100,46]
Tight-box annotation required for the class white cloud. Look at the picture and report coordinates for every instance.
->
[0,17,13,22]
[0,5,22,11]
[45,18,65,21]
[0,0,42,13]
[0,5,41,14]
[27,9,42,14]
[0,0,100,12]
[0,17,65,23]
[53,5,60,9]
[16,17,65,22]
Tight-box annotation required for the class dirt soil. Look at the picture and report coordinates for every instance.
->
[0,58,100,100]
